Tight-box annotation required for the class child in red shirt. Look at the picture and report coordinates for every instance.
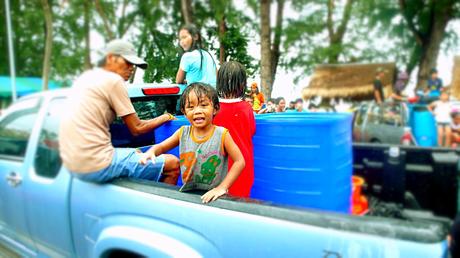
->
[214,61,256,197]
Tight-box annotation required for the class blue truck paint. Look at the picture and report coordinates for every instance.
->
[0,86,451,257]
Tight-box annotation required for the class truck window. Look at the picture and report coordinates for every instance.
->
[354,104,368,126]
[112,96,181,124]
[0,97,41,159]
[34,98,66,178]
[367,105,382,125]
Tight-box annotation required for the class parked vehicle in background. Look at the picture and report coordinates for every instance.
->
[353,101,415,145]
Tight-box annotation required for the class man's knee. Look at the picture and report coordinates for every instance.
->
[164,154,180,171]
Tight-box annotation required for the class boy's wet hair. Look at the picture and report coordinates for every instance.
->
[180,82,220,113]
[217,61,247,99]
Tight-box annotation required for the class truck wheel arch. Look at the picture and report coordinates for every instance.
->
[92,225,207,258]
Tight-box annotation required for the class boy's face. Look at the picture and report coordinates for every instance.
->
[431,72,438,80]
[183,90,216,129]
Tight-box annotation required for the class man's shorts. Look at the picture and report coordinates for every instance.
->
[72,148,165,183]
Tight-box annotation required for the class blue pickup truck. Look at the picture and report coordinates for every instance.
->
[0,84,452,257]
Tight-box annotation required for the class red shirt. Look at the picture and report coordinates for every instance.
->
[213,99,256,197]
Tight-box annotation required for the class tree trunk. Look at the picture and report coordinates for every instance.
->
[260,0,272,98]
[416,14,451,89]
[399,0,454,89]
[83,0,92,70]
[218,16,227,64]
[271,0,284,85]
[94,0,114,40]
[327,0,354,63]
[41,0,52,91]
[181,0,193,24]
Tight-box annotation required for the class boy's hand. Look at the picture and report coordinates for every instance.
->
[201,187,228,204]
[139,152,156,165]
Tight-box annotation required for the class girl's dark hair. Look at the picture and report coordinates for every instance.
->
[180,82,220,113]
[179,23,216,72]
[217,61,247,99]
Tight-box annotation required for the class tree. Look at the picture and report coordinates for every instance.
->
[398,0,459,89]
[41,0,53,91]
[83,0,92,70]
[259,0,285,98]
[326,0,355,63]
[260,0,272,98]
[181,0,194,24]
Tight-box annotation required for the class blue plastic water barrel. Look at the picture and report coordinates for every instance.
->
[251,112,353,213]
[409,105,437,147]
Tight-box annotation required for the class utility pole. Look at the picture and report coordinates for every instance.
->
[5,0,17,101]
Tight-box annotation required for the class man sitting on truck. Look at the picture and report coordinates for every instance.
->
[59,39,179,184]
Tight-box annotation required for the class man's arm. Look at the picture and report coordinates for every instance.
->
[122,113,173,136]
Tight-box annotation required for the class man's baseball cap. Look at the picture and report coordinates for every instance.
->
[105,39,148,69]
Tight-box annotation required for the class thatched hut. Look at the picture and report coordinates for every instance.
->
[302,62,396,101]
[451,56,460,99]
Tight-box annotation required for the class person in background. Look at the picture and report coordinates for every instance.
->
[140,83,245,203]
[390,71,409,102]
[286,101,296,112]
[214,61,256,198]
[257,98,276,114]
[275,97,286,113]
[426,68,443,98]
[428,89,452,147]
[250,82,265,112]
[59,39,178,184]
[243,94,254,107]
[451,112,460,148]
[176,24,217,87]
[295,98,306,112]
[373,67,386,104]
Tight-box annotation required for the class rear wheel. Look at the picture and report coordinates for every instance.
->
[370,138,381,144]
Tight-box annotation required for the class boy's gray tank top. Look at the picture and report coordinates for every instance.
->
[179,125,228,191]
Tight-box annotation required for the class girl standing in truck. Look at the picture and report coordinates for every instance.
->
[214,61,256,198]
[175,24,217,87]
[139,83,244,203]
[428,89,453,147]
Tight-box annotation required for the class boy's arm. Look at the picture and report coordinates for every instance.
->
[139,130,180,165]
[201,133,245,203]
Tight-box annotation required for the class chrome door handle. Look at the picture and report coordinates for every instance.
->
[6,172,22,187]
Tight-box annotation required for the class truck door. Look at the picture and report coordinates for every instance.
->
[0,97,41,255]
[22,97,75,257]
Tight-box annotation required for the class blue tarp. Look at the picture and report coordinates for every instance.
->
[0,76,65,98]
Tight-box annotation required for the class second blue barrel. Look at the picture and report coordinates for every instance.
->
[251,112,353,213]
[409,105,437,147]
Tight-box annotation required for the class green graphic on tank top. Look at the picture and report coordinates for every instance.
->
[195,155,221,184]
